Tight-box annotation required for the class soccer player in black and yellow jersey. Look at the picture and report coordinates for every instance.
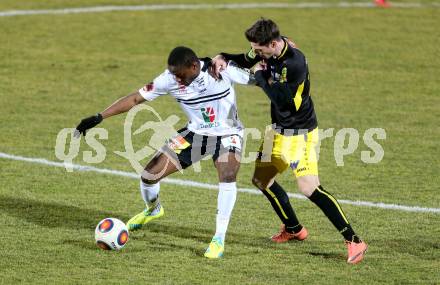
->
[211,18,367,264]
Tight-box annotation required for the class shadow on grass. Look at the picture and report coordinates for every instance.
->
[2,195,321,257]
[0,195,259,251]
[132,222,260,250]
[307,251,343,260]
[138,223,213,243]
[64,234,204,255]
[143,239,203,257]
[62,239,99,251]
[0,195,129,230]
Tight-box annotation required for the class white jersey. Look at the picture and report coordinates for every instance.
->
[139,60,253,137]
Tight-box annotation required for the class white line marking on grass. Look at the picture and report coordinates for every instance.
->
[0,2,439,17]
[1,152,439,214]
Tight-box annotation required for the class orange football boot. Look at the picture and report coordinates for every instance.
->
[375,0,390,7]
[346,240,368,264]
[271,224,308,243]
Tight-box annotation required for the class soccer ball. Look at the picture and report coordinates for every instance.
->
[95,218,129,250]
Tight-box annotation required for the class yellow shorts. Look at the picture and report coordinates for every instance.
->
[255,128,319,177]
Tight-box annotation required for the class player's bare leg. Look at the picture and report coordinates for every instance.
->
[127,152,181,231]
[296,175,320,197]
[214,151,241,183]
[252,162,308,242]
[298,174,367,264]
[141,151,181,184]
[204,152,240,259]
[251,163,278,190]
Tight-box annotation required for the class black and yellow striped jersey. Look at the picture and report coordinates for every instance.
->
[221,38,318,134]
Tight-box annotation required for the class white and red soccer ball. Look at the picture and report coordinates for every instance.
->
[95,218,129,250]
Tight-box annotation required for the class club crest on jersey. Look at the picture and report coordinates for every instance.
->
[200,107,219,128]
[201,107,215,123]
[280,67,287,83]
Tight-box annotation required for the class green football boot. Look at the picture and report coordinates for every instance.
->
[204,237,224,259]
[126,205,164,231]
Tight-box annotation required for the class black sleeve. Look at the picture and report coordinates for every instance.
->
[220,48,261,69]
[254,59,307,108]
[254,71,292,106]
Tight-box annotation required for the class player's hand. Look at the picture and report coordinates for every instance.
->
[74,113,103,137]
[210,55,227,80]
[268,77,274,85]
[252,60,267,73]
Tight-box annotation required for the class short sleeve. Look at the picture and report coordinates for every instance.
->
[138,70,170,101]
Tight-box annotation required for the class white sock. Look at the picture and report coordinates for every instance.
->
[215,182,237,243]
[139,180,161,215]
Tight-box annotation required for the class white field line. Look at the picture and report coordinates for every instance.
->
[1,152,439,214]
[0,2,439,17]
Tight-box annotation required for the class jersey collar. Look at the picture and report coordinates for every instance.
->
[274,39,289,60]
[187,60,207,86]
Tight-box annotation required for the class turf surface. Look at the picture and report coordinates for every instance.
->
[1,1,439,284]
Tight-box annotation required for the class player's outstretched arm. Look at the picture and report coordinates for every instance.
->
[210,51,260,79]
[75,91,145,136]
[222,62,256,86]
[100,91,145,119]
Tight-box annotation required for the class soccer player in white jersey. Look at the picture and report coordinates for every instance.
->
[75,46,253,258]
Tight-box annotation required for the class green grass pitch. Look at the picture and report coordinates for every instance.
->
[0,1,439,284]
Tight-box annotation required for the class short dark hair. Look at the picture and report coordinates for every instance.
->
[245,18,281,46]
[167,46,198,68]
